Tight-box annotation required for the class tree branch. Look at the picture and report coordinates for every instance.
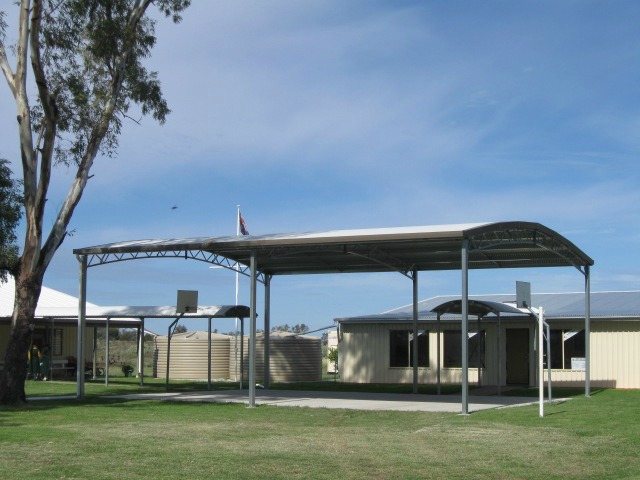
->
[40,0,153,268]
[16,0,36,190]
[0,41,17,97]
[30,0,56,239]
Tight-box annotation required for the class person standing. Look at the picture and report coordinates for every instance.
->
[40,345,51,381]
[28,344,41,380]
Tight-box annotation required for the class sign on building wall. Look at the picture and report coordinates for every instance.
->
[571,357,586,371]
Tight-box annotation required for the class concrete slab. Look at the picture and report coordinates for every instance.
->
[109,389,544,413]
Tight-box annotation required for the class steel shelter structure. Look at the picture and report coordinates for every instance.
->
[74,221,594,414]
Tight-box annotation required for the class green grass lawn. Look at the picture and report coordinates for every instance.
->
[3,382,639,479]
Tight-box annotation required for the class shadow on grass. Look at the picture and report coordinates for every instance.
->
[501,386,606,398]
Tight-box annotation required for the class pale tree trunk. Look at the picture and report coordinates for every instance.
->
[0,269,44,404]
[0,0,156,404]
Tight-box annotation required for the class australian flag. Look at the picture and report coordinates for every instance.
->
[239,212,250,236]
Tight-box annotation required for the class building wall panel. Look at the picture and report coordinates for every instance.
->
[340,318,640,388]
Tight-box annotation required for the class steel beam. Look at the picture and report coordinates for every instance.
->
[248,251,257,408]
[105,317,110,387]
[585,265,591,397]
[461,239,469,415]
[208,317,212,390]
[139,318,145,386]
[77,256,87,399]
[497,312,501,396]
[437,312,441,395]
[264,275,271,389]
[412,269,418,393]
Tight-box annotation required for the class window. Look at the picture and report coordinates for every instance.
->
[544,329,585,370]
[443,330,485,368]
[52,328,63,356]
[389,330,429,367]
[33,327,63,356]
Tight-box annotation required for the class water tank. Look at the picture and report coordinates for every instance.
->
[154,331,231,380]
[229,331,322,382]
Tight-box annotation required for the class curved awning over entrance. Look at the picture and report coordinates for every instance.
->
[431,299,529,317]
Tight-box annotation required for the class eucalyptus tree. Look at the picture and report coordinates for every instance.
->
[0,0,190,404]
[0,159,22,283]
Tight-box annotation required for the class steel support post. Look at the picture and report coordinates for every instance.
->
[248,251,257,408]
[539,307,544,417]
[412,269,419,394]
[477,316,482,387]
[92,327,98,379]
[497,313,501,396]
[264,275,271,389]
[240,319,244,389]
[105,317,110,386]
[437,313,441,395]
[546,322,551,402]
[165,316,181,391]
[77,256,87,399]
[140,318,144,386]
[585,265,591,397]
[208,317,212,390]
[461,239,469,415]
[139,318,145,386]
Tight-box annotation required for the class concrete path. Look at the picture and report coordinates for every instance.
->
[109,389,544,413]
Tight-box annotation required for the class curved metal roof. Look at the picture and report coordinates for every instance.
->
[74,221,593,276]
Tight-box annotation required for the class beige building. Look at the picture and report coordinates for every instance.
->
[336,292,640,389]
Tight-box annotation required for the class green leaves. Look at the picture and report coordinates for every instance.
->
[34,0,189,166]
[0,159,22,281]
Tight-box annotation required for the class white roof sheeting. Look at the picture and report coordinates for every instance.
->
[1,277,249,323]
[0,276,97,317]
[28,305,250,320]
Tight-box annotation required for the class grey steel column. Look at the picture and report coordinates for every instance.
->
[240,319,244,389]
[461,239,469,415]
[477,316,482,387]
[248,251,257,408]
[437,312,441,395]
[412,269,419,394]
[92,327,97,379]
[264,275,271,389]
[166,323,171,390]
[139,318,145,386]
[497,312,501,396]
[585,265,591,397]
[208,316,212,390]
[105,317,110,387]
[77,255,87,399]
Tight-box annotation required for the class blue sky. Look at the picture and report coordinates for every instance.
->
[1,1,639,334]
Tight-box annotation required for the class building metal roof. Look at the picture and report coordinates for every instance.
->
[336,291,640,324]
[0,276,98,317]
[73,221,594,276]
[1,277,249,326]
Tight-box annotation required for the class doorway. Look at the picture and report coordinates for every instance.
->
[506,328,529,385]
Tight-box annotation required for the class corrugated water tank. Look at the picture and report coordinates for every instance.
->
[228,331,322,382]
[154,331,231,380]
